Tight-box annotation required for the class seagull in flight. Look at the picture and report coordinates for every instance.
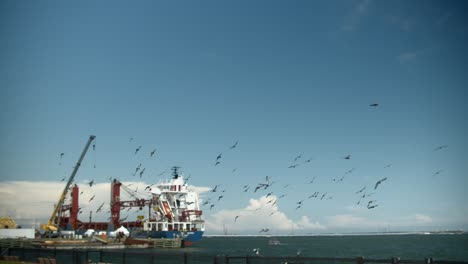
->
[89,195,95,203]
[230,141,238,149]
[216,153,222,161]
[135,146,142,155]
[234,215,240,222]
[88,180,94,187]
[355,187,366,194]
[432,170,444,177]
[343,155,351,160]
[374,177,387,190]
[150,148,156,157]
[434,145,448,151]
[369,103,379,107]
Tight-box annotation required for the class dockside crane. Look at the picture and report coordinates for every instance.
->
[41,135,96,231]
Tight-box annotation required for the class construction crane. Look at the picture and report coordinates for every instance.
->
[41,135,96,231]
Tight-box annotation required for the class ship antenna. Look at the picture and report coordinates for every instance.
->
[172,166,181,179]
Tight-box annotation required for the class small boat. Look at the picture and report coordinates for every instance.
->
[268,238,281,245]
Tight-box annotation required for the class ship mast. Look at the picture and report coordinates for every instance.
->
[172,166,181,179]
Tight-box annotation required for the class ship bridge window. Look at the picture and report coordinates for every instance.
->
[158,223,163,231]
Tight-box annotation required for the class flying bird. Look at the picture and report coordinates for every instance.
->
[432,170,444,177]
[230,141,238,149]
[88,180,94,187]
[150,148,156,157]
[96,203,104,213]
[215,161,221,166]
[343,155,351,160]
[89,195,95,202]
[374,177,387,189]
[293,154,302,163]
[135,146,142,155]
[139,168,146,178]
[355,187,366,194]
[216,153,222,161]
[434,145,448,151]
[321,192,327,200]
[234,215,240,222]
[60,153,64,159]
[253,248,261,256]
[369,103,379,107]
[211,185,219,192]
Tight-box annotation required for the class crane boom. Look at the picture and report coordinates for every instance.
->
[41,135,96,231]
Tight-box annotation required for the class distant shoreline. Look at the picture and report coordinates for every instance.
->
[204,230,467,237]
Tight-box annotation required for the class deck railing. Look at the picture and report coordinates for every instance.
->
[1,247,467,264]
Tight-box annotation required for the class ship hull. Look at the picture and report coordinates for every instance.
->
[136,230,204,245]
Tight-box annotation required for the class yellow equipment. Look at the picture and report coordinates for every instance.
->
[41,135,96,231]
[0,217,17,229]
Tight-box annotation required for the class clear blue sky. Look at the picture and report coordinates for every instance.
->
[1,0,467,234]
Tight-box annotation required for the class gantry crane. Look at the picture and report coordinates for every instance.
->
[41,135,96,231]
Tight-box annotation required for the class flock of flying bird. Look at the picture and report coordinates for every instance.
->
[56,103,449,231]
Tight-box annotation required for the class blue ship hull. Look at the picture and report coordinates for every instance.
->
[136,230,204,245]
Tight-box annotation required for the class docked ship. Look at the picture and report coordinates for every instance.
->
[138,167,204,245]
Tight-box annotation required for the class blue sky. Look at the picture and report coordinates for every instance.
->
[1,0,467,234]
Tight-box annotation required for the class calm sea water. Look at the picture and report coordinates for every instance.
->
[9,234,468,263]
[189,234,468,260]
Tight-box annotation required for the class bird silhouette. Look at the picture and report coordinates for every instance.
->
[369,103,379,107]
[230,141,238,149]
[88,180,94,187]
[212,185,219,192]
[89,195,95,202]
[432,170,444,176]
[150,148,156,157]
[355,187,366,194]
[343,155,351,160]
[434,145,448,151]
[374,177,387,189]
[216,153,222,161]
[321,192,327,200]
[135,146,142,155]
[96,203,104,213]
[234,215,240,222]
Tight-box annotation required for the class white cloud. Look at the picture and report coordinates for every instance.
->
[326,213,434,230]
[342,0,372,32]
[327,214,367,227]
[414,214,432,223]
[204,195,325,235]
